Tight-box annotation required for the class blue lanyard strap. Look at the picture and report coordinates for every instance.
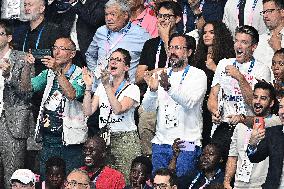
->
[22,25,45,51]
[168,65,190,84]
[65,64,76,77]
[233,58,255,75]
[114,80,126,96]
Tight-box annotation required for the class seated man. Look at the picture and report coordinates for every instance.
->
[65,169,91,189]
[169,142,224,189]
[124,156,153,189]
[153,168,178,189]
[39,157,66,189]
[80,136,125,189]
[10,169,36,189]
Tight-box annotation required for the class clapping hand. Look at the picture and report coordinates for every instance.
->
[144,71,159,92]
[0,58,11,77]
[101,69,111,87]
[82,67,93,87]
[159,70,171,91]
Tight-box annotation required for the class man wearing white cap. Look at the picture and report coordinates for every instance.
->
[10,169,36,189]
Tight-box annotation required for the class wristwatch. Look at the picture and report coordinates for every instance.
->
[195,12,203,19]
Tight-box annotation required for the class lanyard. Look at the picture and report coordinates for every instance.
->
[168,64,190,84]
[155,39,162,69]
[105,22,132,55]
[189,169,221,189]
[183,5,188,33]
[65,64,76,77]
[233,58,255,75]
[236,0,258,26]
[114,79,126,96]
[22,25,45,51]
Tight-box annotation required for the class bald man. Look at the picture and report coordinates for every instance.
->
[65,169,91,189]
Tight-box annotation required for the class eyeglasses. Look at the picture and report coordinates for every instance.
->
[11,183,32,189]
[168,45,187,51]
[108,57,125,64]
[157,13,175,20]
[0,32,7,36]
[260,8,280,15]
[153,183,171,189]
[64,180,89,188]
[52,46,75,51]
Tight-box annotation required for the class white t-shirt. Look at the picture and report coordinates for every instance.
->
[229,123,269,188]
[212,58,271,120]
[253,27,284,80]
[142,66,207,146]
[94,83,140,132]
[223,0,266,37]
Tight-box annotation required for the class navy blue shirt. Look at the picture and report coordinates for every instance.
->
[178,168,224,189]
[176,0,226,33]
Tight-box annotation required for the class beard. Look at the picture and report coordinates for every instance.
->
[22,12,41,21]
[169,53,185,68]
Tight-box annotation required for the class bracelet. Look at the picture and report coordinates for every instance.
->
[85,89,92,92]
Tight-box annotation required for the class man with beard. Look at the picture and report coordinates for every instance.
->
[142,33,207,177]
[207,25,271,167]
[223,81,277,189]
[253,0,284,77]
[246,96,284,189]
[80,136,126,189]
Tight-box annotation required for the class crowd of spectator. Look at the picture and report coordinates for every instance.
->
[0,0,283,188]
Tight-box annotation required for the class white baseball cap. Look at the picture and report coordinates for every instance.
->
[10,169,36,185]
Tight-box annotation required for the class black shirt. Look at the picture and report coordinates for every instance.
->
[13,19,66,75]
[138,37,168,96]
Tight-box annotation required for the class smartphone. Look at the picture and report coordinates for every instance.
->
[180,141,195,152]
[253,117,265,130]
[31,49,52,59]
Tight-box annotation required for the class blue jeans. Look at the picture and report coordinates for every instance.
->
[152,143,201,177]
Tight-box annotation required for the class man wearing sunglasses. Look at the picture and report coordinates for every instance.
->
[253,0,284,80]
[20,37,86,180]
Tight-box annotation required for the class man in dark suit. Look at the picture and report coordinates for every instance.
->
[247,97,284,189]
[45,0,107,62]
[0,19,34,189]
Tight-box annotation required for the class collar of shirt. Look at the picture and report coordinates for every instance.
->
[29,19,45,33]
[108,21,131,34]
[2,49,11,60]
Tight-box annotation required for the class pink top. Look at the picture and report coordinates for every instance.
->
[132,7,158,38]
